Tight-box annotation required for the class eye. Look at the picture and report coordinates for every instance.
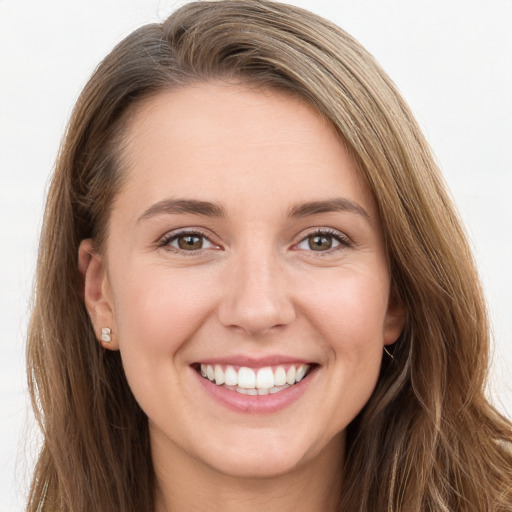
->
[295,229,349,252]
[161,231,217,252]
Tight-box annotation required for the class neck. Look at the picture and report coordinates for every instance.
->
[152,431,344,512]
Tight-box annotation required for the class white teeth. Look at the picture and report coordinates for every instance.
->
[274,366,287,386]
[256,367,274,389]
[224,365,237,386]
[286,365,296,385]
[214,365,225,385]
[295,364,307,382]
[199,363,311,393]
[238,367,256,388]
[269,384,290,394]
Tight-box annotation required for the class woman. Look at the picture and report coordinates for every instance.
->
[26,1,512,511]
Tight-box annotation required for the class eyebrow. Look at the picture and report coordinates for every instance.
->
[288,198,370,219]
[137,197,370,223]
[137,199,226,223]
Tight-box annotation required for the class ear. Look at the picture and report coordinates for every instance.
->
[383,286,406,346]
[78,239,119,350]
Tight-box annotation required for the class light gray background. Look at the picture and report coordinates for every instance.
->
[1,1,511,510]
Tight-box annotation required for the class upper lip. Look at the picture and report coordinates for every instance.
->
[192,354,314,368]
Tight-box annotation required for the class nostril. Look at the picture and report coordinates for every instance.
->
[216,269,296,335]
[218,304,296,337]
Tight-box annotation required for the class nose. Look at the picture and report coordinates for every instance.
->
[217,246,296,336]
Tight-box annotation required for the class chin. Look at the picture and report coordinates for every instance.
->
[195,427,339,480]
[206,450,307,480]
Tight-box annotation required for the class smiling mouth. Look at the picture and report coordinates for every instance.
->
[193,363,315,395]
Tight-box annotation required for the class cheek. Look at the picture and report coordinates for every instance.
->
[302,269,389,404]
[109,264,217,420]
[303,268,390,348]
[111,262,217,355]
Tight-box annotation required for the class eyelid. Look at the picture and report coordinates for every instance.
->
[158,228,222,252]
[157,226,351,254]
[292,227,352,252]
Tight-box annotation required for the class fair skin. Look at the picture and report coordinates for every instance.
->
[80,83,405,512]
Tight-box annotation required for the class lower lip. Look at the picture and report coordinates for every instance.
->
[193,368,315,414]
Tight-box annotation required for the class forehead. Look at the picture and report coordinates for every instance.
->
[115,82,375,221]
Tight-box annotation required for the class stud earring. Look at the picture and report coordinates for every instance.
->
[100,327,112,343]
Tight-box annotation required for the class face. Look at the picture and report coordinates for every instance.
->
[81,83,404,481]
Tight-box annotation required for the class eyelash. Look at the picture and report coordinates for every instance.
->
[159,229,217,254]
[158,228,351,254]
[294,228,351,254]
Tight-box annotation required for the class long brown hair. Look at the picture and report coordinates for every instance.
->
[27,1,512,510]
